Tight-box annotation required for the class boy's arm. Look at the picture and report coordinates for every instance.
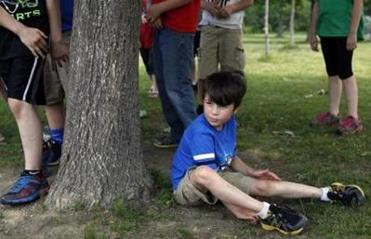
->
[146,0,192,23]
[0,7,48,57]
[218,0,254,19]
[46,0,69,67]
[230,156,281,181]
[309,2,319,51]
[347,0,363,50]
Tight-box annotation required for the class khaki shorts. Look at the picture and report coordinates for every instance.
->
[198,25,245,80]
[44,31,71,105]
[174,168,255,206]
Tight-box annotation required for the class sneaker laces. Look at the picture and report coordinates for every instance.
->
[8,174,33,193]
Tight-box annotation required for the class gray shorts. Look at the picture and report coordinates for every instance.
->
[174,168,255,206]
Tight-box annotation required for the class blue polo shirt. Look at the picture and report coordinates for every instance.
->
[171,114,237,190]
[61,0,73,32]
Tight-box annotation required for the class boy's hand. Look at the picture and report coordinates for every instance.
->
[309,33,319,52]
[146,4,163,23]
[18,26,48,58]
[251,169,281,181]
[217,5,234,19]
[50,41,69,70]
[346,33,357,51]
[149,18,163,29]
[203,2,221,17]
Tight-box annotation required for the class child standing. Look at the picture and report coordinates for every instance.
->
[172,71,366,235]
[0,0,68,205]
[146,0,200,148]
[309,0,364,135]
[140,0,158,98]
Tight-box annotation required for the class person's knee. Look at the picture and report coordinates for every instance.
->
[192,166,217,186]
[8,99,28,119]
[253,180,275,197]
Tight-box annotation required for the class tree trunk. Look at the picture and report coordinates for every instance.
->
[264,0,270,57]
[45,0,152,209]
[289,0,296,46]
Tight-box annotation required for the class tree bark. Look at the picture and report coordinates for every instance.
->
[289,0,296,46]
[45,0,152,209]
[264,0,270,57]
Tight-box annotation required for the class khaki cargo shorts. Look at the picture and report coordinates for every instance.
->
[44,31,71,105]
[174,167,255,206]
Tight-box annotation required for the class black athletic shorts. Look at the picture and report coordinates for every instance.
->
[320,37,353,80]
[0,56,46,105]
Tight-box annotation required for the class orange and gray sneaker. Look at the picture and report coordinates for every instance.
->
[337,116,363,135]
[311,112,340,127]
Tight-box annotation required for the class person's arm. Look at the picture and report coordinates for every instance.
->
[230,156,281,181]
[146,0,191,22]
[308,2,319,51]
[218,0,254,19]
[347,0,363,50]
[0,7,48,57]
[46,0,69,67]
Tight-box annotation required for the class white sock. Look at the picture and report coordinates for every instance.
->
[320,187,331,202]
[257,202,270,219]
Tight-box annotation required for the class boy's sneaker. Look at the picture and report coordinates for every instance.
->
[153,135,178,149]
[260,205,308,236]
[327,182,366,207]
[42,139,62,167]
[0,172,49,206]
[337,116,363,135]
[311,112,340,127]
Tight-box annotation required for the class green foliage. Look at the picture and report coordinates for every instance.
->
[84,224,106,239]
[244,0,311,35]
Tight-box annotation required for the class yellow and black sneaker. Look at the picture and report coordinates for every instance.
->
[328,182,366,207]
[260,205,308,236]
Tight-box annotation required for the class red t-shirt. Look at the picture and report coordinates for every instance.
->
[152,0,200,33]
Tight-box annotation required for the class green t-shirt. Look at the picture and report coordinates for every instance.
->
[316,0,364,40]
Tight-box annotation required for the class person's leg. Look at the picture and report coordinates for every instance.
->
[8,99,43,170]
[328,76,342,116]
[189,166,265,213]
[152,28,184,145]
[188,166,308,235]
[248,179,322,199]
[342,75,358,118]
[219,28,245,73]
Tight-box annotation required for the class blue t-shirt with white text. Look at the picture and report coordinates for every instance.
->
[171,114,237,190]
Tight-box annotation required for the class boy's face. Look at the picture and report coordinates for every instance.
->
[203,95,236,130]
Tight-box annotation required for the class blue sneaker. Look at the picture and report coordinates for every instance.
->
[0,172,49,206]
[42,139,62,167]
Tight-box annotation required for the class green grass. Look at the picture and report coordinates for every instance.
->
[0,33,370,238]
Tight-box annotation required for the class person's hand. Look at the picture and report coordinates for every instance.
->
[18,26,48,58]
[150,18,162,29]
[203,2,221,17]
[346,33,357,51]
[141,13,148,24]
[50,41,69,70]
[146,4,163,23]
[309,33,319,52]
[251,169,281,181]
[217,5,234,19]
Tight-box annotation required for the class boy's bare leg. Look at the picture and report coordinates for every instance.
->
[329,76,342,115]
[249,179,322,199]
[342,75,358,118]
[45,103,65,129]
[8,98,42,170]
[189,166,265,215]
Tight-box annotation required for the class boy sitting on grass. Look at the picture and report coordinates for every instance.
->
[171,71,366,235]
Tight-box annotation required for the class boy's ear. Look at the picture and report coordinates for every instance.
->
[234,106,239,114]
